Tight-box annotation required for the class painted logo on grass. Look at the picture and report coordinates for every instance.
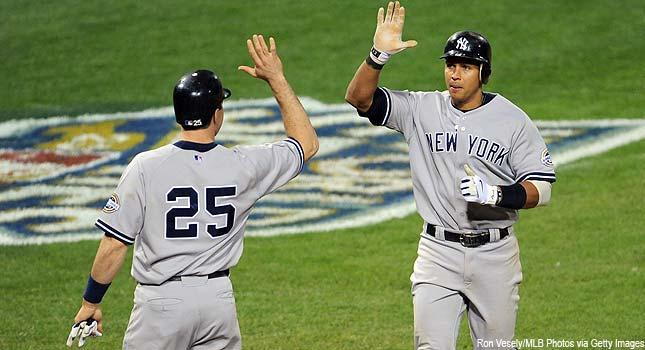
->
[1,98,644,245]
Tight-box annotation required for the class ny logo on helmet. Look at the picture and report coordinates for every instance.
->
[456,37,470,51]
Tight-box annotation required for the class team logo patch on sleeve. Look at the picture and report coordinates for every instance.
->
[102,193,121,213]
[541,148,554,167]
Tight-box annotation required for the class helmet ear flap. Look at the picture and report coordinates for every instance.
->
[480,64,491,84]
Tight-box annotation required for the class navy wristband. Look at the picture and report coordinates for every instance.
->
[83,276,111,304]
[498,183,527,209]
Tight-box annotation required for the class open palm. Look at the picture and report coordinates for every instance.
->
[374,1,417,54]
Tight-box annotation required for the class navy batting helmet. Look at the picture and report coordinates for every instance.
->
[440,31,492,84]
[173,69,231,130]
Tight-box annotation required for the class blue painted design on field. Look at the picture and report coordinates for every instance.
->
[0,100,643,244]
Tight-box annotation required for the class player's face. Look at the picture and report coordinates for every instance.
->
[444,59,483,110]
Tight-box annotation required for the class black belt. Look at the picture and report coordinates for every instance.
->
[425,224,509,248]
[140,269,229,286]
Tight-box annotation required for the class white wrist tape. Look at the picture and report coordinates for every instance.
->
[369,46,391,65]
[528,180,552,206]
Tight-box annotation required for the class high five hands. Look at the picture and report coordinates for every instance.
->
[374,1,418,55]
[238,34,285,83]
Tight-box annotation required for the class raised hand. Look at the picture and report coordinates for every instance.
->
[238,34,285,83]
[374,1,418,54]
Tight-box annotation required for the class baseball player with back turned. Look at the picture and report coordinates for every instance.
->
[345,2,556,349]
[66,34,318,349]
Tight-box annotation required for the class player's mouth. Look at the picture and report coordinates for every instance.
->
[449,85,462,93]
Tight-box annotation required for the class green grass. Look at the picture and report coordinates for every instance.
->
[1,0,644,349]
[1,0,644,120]
[0,140,643,349]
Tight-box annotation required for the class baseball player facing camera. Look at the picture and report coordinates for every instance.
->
[345,2,556,349]
[67,35,318,349]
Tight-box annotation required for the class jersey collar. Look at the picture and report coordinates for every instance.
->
[173,140,218,152]
[451,92,497,114]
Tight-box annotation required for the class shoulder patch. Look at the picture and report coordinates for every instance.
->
[541,148,554,167]
[102,193,121,213]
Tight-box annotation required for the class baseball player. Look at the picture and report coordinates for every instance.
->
[345,2,555,349]
[66,34,318,349]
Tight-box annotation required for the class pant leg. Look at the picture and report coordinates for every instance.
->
[412,234,470,350]
[465,235,523,350]
[413,283,467,350]
[123,283,195,350]
[191,277,241,350]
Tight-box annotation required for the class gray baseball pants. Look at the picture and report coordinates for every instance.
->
[123,275,241,350]
[411,228,523,350]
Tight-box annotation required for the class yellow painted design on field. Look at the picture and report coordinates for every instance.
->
[308,160,320,173]
[38,121,145,151]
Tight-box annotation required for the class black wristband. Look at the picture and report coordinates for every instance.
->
[83,276,111,304]
[498,183,527,209]
[365,56,384,70]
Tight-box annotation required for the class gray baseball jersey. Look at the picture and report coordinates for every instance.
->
[373,87,555,230]
[360,87,556,349]
[95,138,304,285]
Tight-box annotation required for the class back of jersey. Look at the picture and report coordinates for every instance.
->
[95,138,304,285]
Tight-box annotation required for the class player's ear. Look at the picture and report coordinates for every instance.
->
[211,106,224,124]
[212,108,224,132]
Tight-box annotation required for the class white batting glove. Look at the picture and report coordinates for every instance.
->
[371,1,418,64]
[460,165,499,206]
[66,319,102,347]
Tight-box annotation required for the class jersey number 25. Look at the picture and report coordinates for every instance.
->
[165,186,237,239]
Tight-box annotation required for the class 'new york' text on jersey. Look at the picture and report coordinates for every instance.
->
[365,88,555,230]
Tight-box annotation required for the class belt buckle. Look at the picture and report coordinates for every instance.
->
[459,232,482,248]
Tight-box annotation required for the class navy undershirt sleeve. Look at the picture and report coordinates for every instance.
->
[357,88,388,126]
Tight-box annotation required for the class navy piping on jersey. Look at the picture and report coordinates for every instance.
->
[284,137,305,173]
[95,219,135,245]
[455,92,496,113]
[380,87,392,126]
[173,140,218,152]
[361,88,495,124]
[483,92,496,104]
[517,171,557,183]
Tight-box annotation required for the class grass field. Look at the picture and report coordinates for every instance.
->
[1,0,644,349]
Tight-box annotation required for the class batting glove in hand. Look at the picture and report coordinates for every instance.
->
[372,1,417,63]
[66,318,102,347]
[460,165,499,206]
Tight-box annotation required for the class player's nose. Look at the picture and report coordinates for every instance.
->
[449,67,461,79]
